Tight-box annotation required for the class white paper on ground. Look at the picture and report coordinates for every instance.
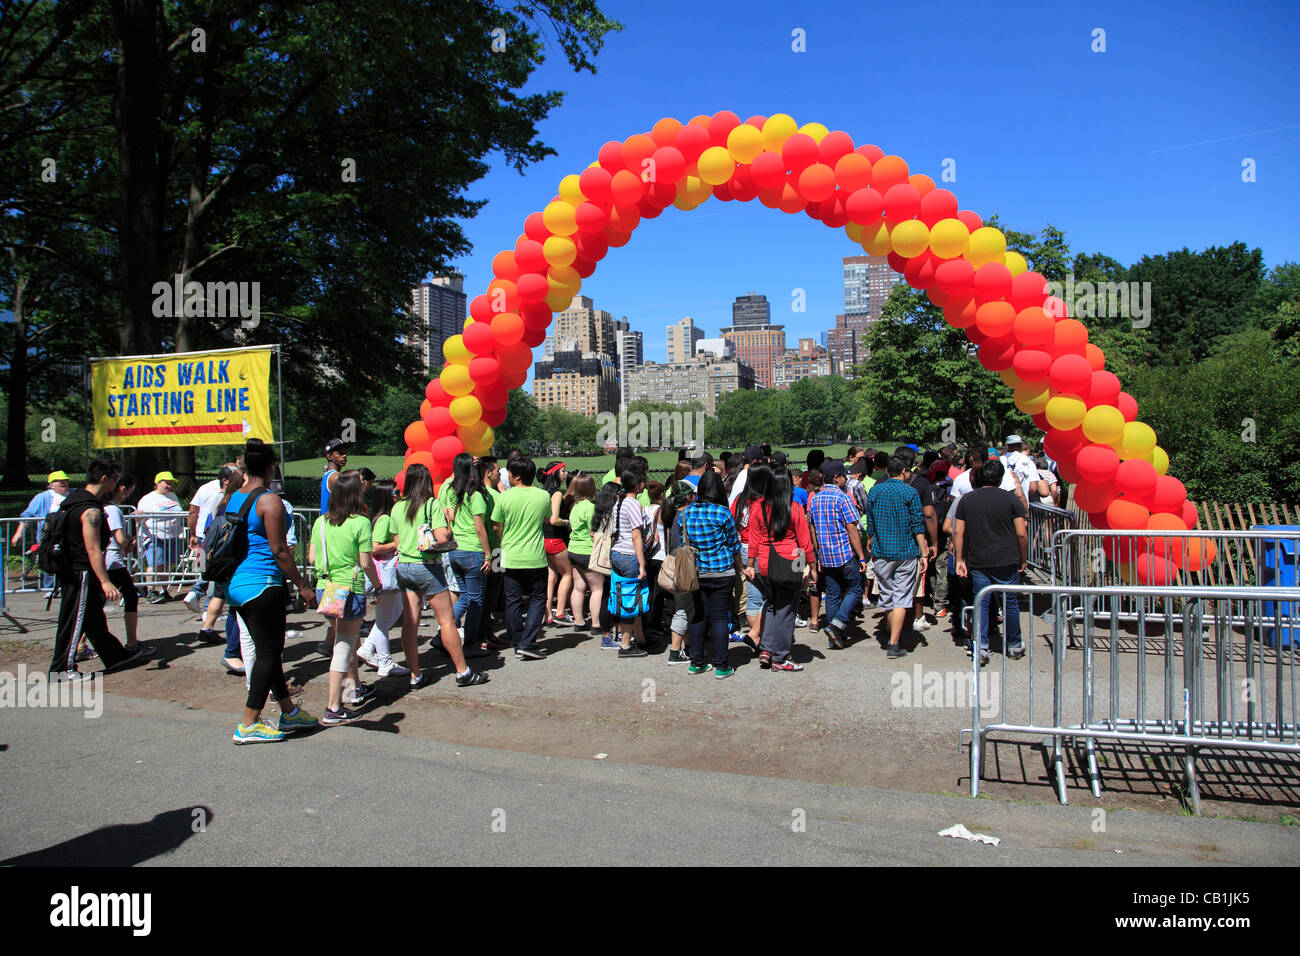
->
[938,823,1001,846]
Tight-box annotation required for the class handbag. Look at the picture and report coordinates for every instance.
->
[589,498,620,576]
[315,519,351,618]
[657,515,699,593]
[763,501,805,587]
[417,498,458,555]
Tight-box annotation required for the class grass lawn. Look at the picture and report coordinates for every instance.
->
[284,443,871,481]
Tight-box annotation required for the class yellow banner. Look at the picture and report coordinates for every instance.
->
[91,347,274,448]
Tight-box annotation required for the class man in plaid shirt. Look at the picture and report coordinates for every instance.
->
[808,461,868,650]
[864,455,928,659]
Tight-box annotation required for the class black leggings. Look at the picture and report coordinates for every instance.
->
[236,586,290,711]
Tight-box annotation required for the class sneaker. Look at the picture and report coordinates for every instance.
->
[222,657,245,674]
[409,672,432,690]
[320,707,360,726]
[376,659,410,677]
[936,607,950,618]
[599,635,620,650]
[1006,645,1026,661]
[147,591,167,605]
[687,663,713,675]
[75,646,95,663]
[770,659,804,672]
[554,611,575,626]
[862,598,879,609]
[456,669,490,687]
[912,618,930,632]
[794,616,808,628]
[125,642,156,658]
[728,632,746,643]
[197,628,224,645]
[277,708,319,732]
[356,644,379,668]
[515,646,548,660]
[183,591,202,613]
[618,644,648,658]
[825,624,846,650]
[886,644,909,659]
[106,645,144,672]
[758,650,772,669]
[347,683,376,706]
[714,666,736,680]
[233,721,285,744]
[666,649,690,665]
[51,669,91,683]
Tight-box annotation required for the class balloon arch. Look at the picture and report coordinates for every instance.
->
[402,111,1211,585]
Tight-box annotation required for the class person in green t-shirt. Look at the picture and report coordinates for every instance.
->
[391,463,489,688]
[309,472,383,723]
[499,457,552,658]
[477,456,506,647]
[356,479,409,678]
[564,474,602,630]
[539,461,574,626]
[438,452,495,659]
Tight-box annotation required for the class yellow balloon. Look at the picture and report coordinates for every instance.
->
[1150,446,1169,475]
[697,146,735,186]
[543,235,577,268]
[440,363,474,397]
[1000,368,1022,387]
[464,424,494,456]
[542,201,578,237]
[449,395,483,427]
[558,174,585,205]
[463,317,474,332]
[1045,395,1087,430]
[890,220,930,258]
[861,221,892,256]
[1118,562,1137,584]
[761,113,798,151]
[546,289,575,311]
[1004,251,1028,276]
[844,221,864,243]
[928,218,970,259]
[1118,420,1158,459]
[442,334,471,366]
[1014,382,1052,414]
[797,122,829,143]
[548,264,581,293]
[726,123,764,164]
[966,226,1007,268]
[1081,404,1125,444]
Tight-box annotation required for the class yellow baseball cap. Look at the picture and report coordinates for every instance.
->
[155,471,176,484]
[48,470,69,482]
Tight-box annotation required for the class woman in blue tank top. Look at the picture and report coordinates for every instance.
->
[229,439,320,745]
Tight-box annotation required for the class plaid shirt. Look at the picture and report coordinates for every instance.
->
[807,485,861,569]
[864,478,925,561]
[675,502,740,576]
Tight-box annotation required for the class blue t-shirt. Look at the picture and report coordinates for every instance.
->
[684,474,701,488]
[226,490,283,606]
[792,486,808,508]
[320,469,333,513]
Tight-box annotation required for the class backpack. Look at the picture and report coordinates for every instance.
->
[201,489,267,583]
[932,475,955,526]
[36,506,75,576]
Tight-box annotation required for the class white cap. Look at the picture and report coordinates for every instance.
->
[1005,434,1023,445]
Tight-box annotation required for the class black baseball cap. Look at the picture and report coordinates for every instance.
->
[770,451,789,467]
[822,460,847,479]
[743,444,763,462]
[324,438,351,455]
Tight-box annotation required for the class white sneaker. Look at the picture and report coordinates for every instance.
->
[795,616,808,628]
[183,591,202,613]
[912,618,931,631]
[356,643,378,668]
[377,658,410,677]
[53,669,92,682]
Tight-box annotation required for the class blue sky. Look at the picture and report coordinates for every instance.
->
[446,0,1300,374]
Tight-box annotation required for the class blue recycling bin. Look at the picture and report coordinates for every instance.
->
[1256,526,1299,648]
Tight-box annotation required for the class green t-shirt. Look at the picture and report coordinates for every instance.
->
[389,496,448,563]
[439,484,489,553]
[601,467,616,487]
[312,514,373,593]
[637,490,651,508]
[567,499,595,555]
[484,486,504,552]
[371,513,394,546]
[499,484,551,570]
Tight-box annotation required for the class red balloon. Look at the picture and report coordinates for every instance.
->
[650,146,687,184]
[817,130,855,166]
[1086,370,1122,407]
[934,258,974,296]
[1056,457,1081,485]
[886,251,909,273]
[845,187,883,225]
[574,201,608,234]
[819,193,850,228]
[1008,271,1050,312]
[515,239,546,273]
[394,468,408,494]
[1076,444,1120,484]
[522,325,545,348]
[574,230,608,262]
[1013,307,1054,348]
[675,124,711,164]
[927,287,950,308]
[1107,497,1151,531]
[604,224,633,248]
[469,294,492,323]
[782,134,819,172]
[918,188,958,226]
[855,143,885,164]
[750,151,786,189]
[610,170,644,206]
[478,382,508,410]
[1032,411,1051,431]
[975,301,1016,338]
[519,300,551,329]
[1012,348,1053,382]
[1181,500,1199,529]
[621,133,656,173]
[490,312,524,347]
[579,165,613,203]
[1049,354,1093,395]
[973,263,1013,303]
[1115,459,1158,500]
[481,404,507,428]
[499,366,527,390]
[882,184,921,224]
[798,163,837,203]
[516,272,550,304]
[523,211,549,242]
[1136,553,1178,586]
[1117,392,1139,422]
[1073,480,1117,513]
[597,140,625,172]
[944,295,977,329]
[956,209,983,232]
[468,356,501,386]
[492,250,520,281]
[571,254,598,278]
[422,405,456,439]
[425,379,450,407]
[1087,510,1110,530]
[1042,427,1086,462]
[431,436,465,470]
[977,336,1016,371]
[1151,475,1187,514]
[608,203,640,233]
[496,340,532,373]
[707,110,741,146]
[464,321,496,355]
[903,251,939,290]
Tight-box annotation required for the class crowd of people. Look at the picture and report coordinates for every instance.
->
[18,433,1061,745]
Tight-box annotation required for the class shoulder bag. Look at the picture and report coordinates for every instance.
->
[657,514,699,593]
[316,519,352,618]
[589,498,620,576]
[763,501,805,587]
[417,497,457,555]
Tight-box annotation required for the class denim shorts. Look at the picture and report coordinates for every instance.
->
[316,588,366,621]
[142,537,180,568]
[610,550,641,578]
[740,544,765,615]
[396,560,448,597]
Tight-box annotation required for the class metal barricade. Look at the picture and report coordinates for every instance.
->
[1026,502,1075,573]
[963,583,1300,814]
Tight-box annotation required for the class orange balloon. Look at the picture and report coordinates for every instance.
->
[872,155,910,193]
[908,173,936,196]
[651,116,684,147]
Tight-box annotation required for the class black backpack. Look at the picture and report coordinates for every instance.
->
[36,507,75,576]
[933,475,955,526]
[201,489,266,583]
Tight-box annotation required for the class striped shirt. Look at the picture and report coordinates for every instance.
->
[864,478,925,561]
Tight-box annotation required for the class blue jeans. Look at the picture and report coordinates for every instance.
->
[225,604,241,658]
[450,550,485,643]
[970,565,1021,652]
[687,577,735,667]
[822,558,863,629]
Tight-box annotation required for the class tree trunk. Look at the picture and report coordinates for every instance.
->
[2,273,30,487]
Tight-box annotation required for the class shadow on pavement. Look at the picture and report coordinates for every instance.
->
[0,805,214,866]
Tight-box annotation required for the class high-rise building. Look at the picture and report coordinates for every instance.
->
[731,293,770,328]
[719,323,785,389]
[545,295,617,361]
[828,255,901,376]
[695,337,732,360]
[613,317,643,411]
[666,316,704,364]
[772,338,835,389]
[409,275,466,372]
[625,355,756,417]
[532,349,619,416]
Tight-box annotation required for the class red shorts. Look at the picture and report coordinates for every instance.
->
[544,538,567,555]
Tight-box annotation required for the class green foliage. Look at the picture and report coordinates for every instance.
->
[707,389,788,447]
[539,405,600,454]
[492,389,541,453]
